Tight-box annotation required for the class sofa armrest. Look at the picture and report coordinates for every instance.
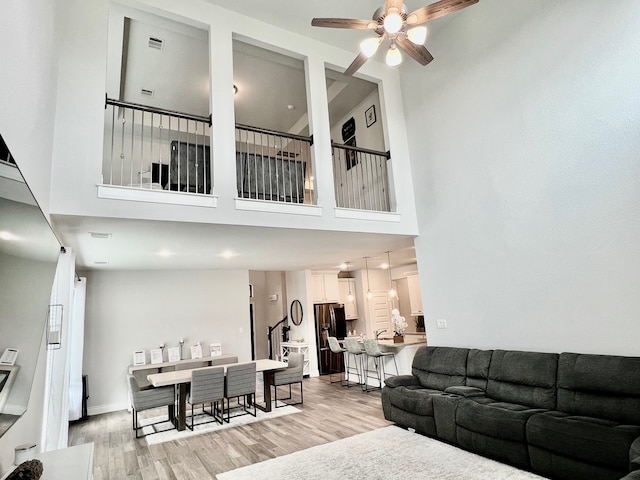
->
[384,375,420,388]
[444,386,486,397]
[631,437,640,471]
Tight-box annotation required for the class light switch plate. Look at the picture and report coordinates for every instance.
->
[436,319,448,329]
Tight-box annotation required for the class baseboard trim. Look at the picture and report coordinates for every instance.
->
[87,402,128,416]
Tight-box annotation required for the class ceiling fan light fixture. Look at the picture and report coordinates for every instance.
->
[407,26,428,45]
[386,43,402,67]
[360,37,381,58]
[383,12,403,34]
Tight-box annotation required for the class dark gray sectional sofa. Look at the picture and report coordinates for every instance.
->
[381,346,640,480]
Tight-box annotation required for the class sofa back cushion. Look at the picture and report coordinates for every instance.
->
[557,352,640,424]
[466,349,492,390]
[486,350,558,409]
[412,346,468,391]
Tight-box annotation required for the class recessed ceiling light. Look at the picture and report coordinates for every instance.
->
[287,104,295,110]
[221,250,235,259]
[339,263,348,270]
[0,231,18,241]
[380,262,389,269]
[157,249,172,258]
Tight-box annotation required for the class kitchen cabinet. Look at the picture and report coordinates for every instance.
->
[311,271,339,303]
[338,278,358,319]
[281,342,310,376]
[407,274,424,316]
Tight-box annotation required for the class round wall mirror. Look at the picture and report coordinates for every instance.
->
[290,299,303,325]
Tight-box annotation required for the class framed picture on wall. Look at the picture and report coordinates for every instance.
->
[365,105,376,127]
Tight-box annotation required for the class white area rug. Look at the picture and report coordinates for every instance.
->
[144,403,300,445]
[216,426,545,480]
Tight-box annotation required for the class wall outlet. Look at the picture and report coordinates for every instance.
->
[436,319,448,329]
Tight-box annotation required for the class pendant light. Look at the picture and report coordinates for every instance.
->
[387,251,397,299]
[364,256,373,300]
[346,262,354,303]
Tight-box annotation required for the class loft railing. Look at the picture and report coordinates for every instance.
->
[235,124,315,205]
[104,98,212,194]
[0,134,16,166]
[331,142,392,212]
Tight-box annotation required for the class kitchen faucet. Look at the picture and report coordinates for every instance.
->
[375,329,387,340]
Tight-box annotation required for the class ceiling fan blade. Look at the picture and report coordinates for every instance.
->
[384,0,404,14]
[311,18,378,30]
[406,0,478,25]
[396,35,434,66]
[344,52,369,76]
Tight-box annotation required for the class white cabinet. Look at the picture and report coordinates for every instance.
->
[0,443,94,480]
[311,271,339,303]
[338,278,358,319]
[281,342,310,376]
[407,274,424,316]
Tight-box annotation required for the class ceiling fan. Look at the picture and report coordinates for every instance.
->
[311,0,479,75]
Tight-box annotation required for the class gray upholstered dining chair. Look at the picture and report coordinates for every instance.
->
[127,374,176,438]
[327,336,347,386]
[272,352,304,407]
[186,366,225,429]
[223,362,256,422]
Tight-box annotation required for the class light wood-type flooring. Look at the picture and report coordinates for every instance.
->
[69,375,392,480]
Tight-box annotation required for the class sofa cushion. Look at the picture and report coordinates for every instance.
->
[557,352,640,425]
[386,385,444,416]
[444,386,485,397]
[486,350,558,409]
[466,349,492,390]
[527,410,640,471]
[456,397,547,442]
[412,346,468,391]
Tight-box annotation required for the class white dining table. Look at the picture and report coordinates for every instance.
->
[147,359,288,431]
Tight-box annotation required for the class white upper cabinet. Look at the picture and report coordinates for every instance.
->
[311,271,340,303]
[338,278,358,319]
[407,274,424,316]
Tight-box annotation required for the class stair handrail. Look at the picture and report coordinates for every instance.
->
[267,316,289,360]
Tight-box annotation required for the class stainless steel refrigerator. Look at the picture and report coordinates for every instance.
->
[314,303,346,375]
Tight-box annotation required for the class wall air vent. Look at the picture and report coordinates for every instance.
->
[148,36,164,50]
[140,88,154,97]
[90,232,112,239]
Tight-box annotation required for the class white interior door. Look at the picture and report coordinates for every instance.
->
[369,290,392,337]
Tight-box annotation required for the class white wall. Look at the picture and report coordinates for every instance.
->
[0,254,56,411]
[0,334,48,476]
[401,0,640,355]
[285,271,316,375]
[82,269,250,414]
[330,89,385,152]
[249,271,287,359]
[0,0,58,215]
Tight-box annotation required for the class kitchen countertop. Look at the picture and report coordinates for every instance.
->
[377,337,426,347]
[343,336,426,348]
